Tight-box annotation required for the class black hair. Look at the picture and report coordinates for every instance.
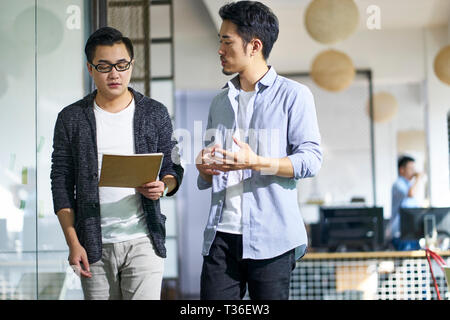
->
[398,155,415,171]
[219,1,279,60]
[84,26,134,63]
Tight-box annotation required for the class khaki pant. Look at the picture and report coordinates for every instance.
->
[80,236,164,300]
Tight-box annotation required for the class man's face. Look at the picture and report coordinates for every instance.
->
[399,161,416,180]
[218,20,252,75]
[87,42,133,99]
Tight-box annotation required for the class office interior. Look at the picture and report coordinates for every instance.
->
[0,0,449,300]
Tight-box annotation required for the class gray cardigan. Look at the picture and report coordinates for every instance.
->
[50,88,184,263]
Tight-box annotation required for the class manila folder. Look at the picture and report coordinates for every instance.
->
[98,153,163,188]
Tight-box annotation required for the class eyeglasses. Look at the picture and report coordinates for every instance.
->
[90,60,132,73]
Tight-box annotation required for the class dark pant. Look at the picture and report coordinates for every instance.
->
[200,232,296,300]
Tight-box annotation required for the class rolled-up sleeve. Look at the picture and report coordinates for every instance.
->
[286,85,323,180]
[197,105,214,190]
[197,174,212,190]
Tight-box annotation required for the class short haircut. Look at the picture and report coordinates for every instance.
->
[84,26,134,63]
[219,1,279,60]
[398,155,415,171]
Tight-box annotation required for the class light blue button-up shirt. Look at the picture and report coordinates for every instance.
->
[389,176,419,238]
[197,67,322,260]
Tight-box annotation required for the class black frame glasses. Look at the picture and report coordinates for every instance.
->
[90,60,132,73]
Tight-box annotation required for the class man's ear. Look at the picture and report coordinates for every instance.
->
[87,62,93,76]
[250,38,263,57]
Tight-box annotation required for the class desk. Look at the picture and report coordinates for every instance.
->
[290,250,450,300]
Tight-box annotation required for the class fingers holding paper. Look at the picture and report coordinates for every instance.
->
[137,181,165,200]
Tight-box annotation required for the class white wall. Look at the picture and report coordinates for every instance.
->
[425,27,450,207]
[274,16,427,86]
[174,0,225,90]
[174,0,430,89]
[373,82,427,218]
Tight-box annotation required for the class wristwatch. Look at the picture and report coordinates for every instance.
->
[162,181,169,197]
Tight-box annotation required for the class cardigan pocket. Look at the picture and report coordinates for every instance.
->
[79,202,100,218]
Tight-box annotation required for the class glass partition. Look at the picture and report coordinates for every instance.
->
[36,0,90,300]
[0,0,90,300]
[0,0,38,300]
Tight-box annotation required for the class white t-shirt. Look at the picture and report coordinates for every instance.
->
[217,89,255,234]
[94,99,149,243]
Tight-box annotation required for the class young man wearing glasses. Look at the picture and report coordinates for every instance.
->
[196,1,322,300]
[50,27,183,300]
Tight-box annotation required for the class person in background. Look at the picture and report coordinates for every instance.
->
[196,1,322,300]
[388,155,423,251]
[50,27,183,299]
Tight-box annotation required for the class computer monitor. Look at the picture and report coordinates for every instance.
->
[400,207,450,240]
[319,206,384,252]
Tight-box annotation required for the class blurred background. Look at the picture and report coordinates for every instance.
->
[0,0,449,300]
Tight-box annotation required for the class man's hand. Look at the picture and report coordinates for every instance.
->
[413,172,424,180]
[68,243,92,278]
[196,144,221,180]
[137,181,165,200]
[211,137,294,177]
[212,137,259,172]
[56,208,92,278]
[408,172,425,198]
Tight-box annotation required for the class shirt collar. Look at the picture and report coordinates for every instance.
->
[222,66,278,92]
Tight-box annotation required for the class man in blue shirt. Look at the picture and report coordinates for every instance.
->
[388,155,423,250]
[196,1,322,300]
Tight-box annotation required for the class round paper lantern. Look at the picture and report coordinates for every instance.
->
[367,92,398,123]
[433,45,450,85]
[305,0,359,44]
[310,49,355,92]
